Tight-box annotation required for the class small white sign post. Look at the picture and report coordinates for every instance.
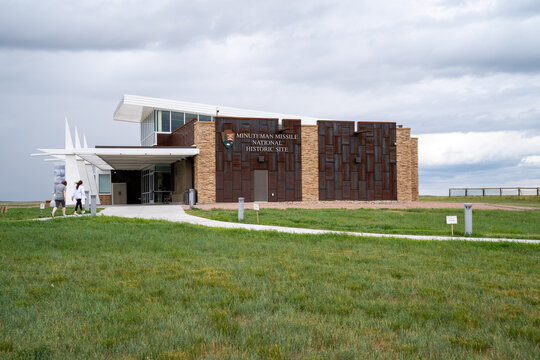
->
[40,203,45,217]
[446,216,458,235]
[253,203,260,224]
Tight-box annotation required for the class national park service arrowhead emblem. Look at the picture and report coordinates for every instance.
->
[222,130,235,149]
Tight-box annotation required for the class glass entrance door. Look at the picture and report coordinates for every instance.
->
[141,166,172,204]
[141,169,154,203]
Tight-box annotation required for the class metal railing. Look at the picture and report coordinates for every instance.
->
[449,187,540,197]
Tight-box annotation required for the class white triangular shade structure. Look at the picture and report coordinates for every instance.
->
[74,127,82,149]
[65,117,74,149]
[32,119,102,205]
[32,117,199,205]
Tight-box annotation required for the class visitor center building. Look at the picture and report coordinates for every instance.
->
[33,95,418,205]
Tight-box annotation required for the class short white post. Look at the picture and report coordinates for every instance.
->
[238,197,244,221]
[464,203,473,235]
[91,195,97,216]
[84,191,90,211]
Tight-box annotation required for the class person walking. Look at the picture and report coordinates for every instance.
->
[51,180,67,218]
[72,180,86,215]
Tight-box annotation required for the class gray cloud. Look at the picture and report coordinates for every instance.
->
[0,0,539,199]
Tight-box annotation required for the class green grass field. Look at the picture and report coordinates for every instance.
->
[419,195,540,208]
[187,207,540,240]
[0,217,538,359]
[0,205,101,221]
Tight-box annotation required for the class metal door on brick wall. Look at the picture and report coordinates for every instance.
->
[254,170,268,202]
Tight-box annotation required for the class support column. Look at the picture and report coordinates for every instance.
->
[301,125,319,201]
[396,127,418,201]
[193,122,216,203]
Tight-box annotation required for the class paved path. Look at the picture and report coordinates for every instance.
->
[100,205,540,244]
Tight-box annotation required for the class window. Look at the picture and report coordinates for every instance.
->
[199,114,212,122]
[161,111,171,132]
[156,110,171,132]
[185,113,198,123]
[99,174,111,194]
[171,111,184,131]
[140,111,155,146]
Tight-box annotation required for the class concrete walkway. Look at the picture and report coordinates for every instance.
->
[100,205,540,244]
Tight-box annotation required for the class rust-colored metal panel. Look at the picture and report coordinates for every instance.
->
[156,133,170,146]
[215,117,302,202]
[318,121,397,201]
[166,119,196,146]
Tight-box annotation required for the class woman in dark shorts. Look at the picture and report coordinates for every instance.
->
[52,180,67,218]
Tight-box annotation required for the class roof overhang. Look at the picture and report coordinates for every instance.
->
[32,147,199,171]
[113,94,320,124]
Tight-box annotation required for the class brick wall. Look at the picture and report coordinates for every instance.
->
[396,128,418,201]
[301,125,319,201]
[193,122,216,203]
[411,137,419,201]
[99,194,112,205]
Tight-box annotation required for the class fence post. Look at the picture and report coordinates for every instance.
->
[482,188,485,196]
[465,189,468,197]
[500,188,502,196]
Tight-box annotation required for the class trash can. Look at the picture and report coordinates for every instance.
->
[184,189,197,206]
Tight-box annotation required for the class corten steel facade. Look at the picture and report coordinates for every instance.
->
[158,116,418,203]
[317,121,397,201]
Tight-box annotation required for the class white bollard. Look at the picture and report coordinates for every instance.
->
[84,191,90,211]
[238,197,244,221]
[464,203,473,235]
[91,195,97,216]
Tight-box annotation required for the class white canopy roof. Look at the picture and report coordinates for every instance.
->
[32,147,199,170]
[113,94,320,124]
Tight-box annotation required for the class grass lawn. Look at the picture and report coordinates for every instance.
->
[0,217,539,359]
[419,195,540,209]
[187,207,540,240]
[0,205,101,221]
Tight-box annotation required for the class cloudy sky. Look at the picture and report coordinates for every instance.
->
[1,0,539,200]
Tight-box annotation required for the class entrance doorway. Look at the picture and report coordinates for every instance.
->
[254,170,268,202]
[111,170,142,204]
[141,165,173,204]
[112,183,127,204]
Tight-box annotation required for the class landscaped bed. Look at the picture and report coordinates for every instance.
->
[0,216,538,358]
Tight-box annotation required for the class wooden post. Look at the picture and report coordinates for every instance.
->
[451,224,454,236]
[482,188,485,197]
[465,189,468,197]
[1,206,7,221]
[253,203,260,224]
[500,188,502,196]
